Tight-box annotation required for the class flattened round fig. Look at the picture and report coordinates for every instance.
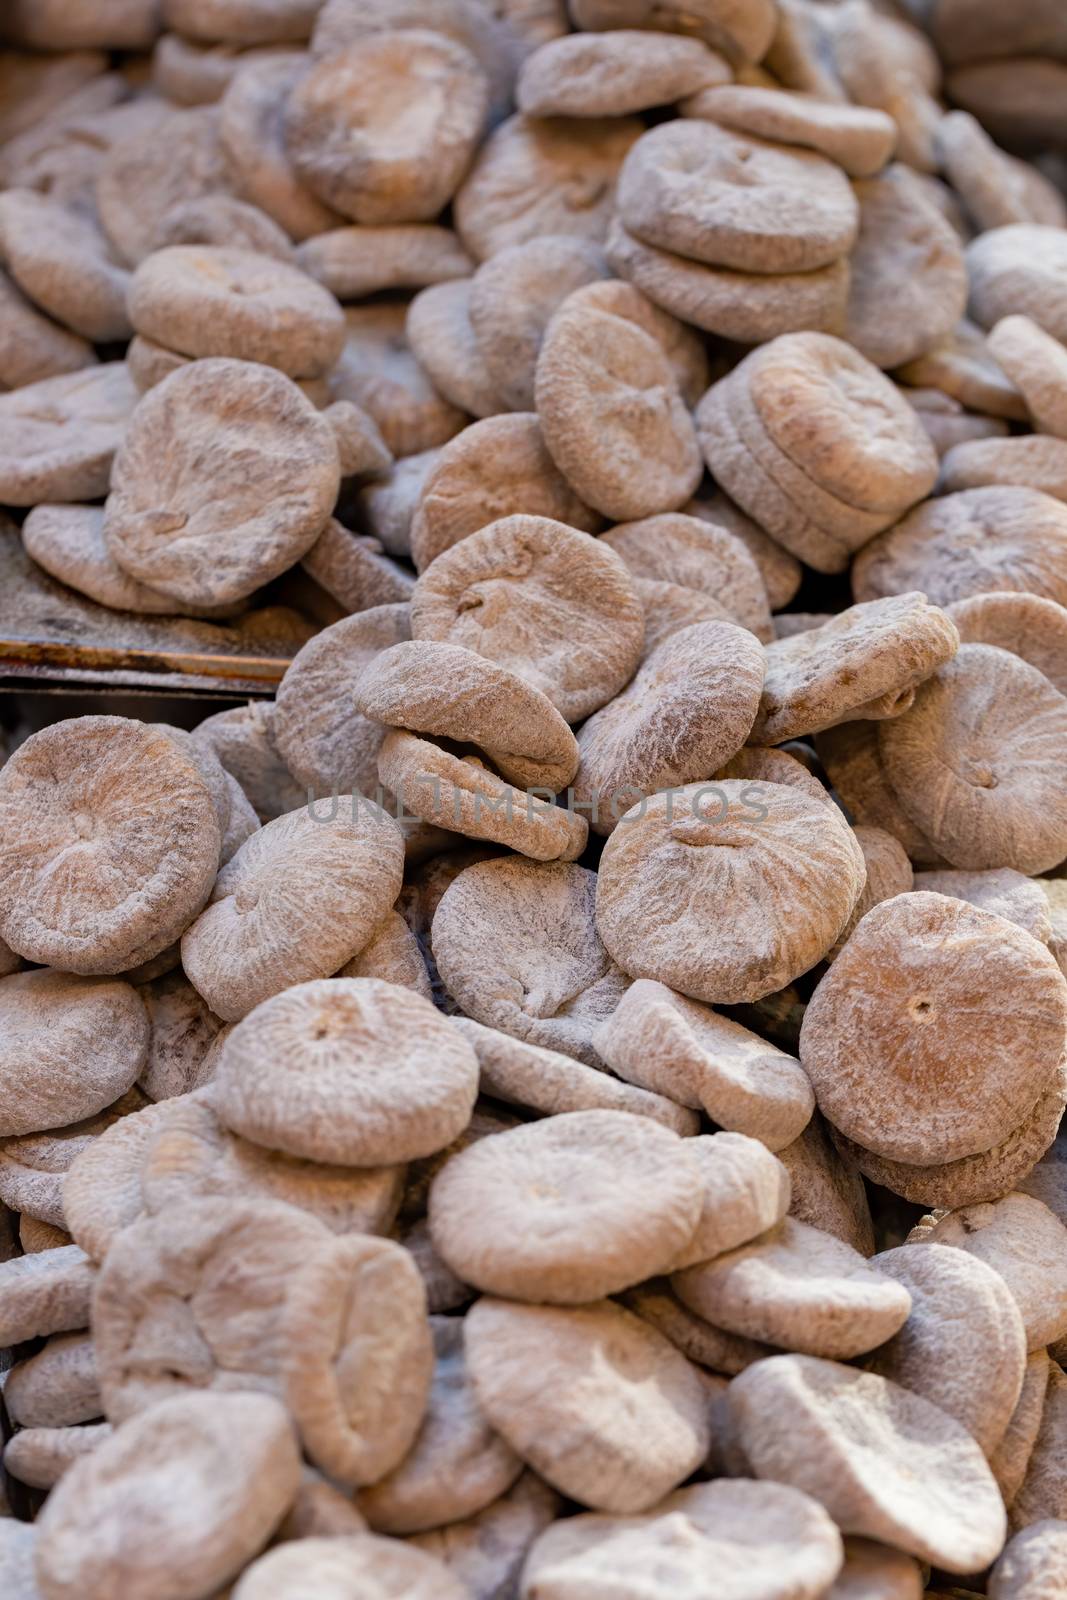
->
[285,33,488,224]
[272,604,410,797]
[328,302,466,458]
[681,83,896,177]
[967,225,1067,345]
[876,645,1067,874]
[181,803,405,1022]
[0,362,137,506]
[467,238,608,413]
[409,1472,560,1597]
[567,0,776,62]
[150,193,298,260]
[212,977,478,1165]
[92,1195,332,1418]
[673,1218,911,1359]
[826,826,913,963]
[947,592,1067,698]
[670,1132,792,1271]
[730,1354,1007,1573]
[232,1534,470,1600]
[165,0,321,44]
[0,268,95,391]
[0,1246,94,1348]
[593,978,815,1152]
[991,1350,1052,1512]
[140,1091,403,1235]
[799,893,1067,1165]
[218,52,340,241]
[990,1520,1067,1600]
[833,1058,1067,1210]
[853,488,1067,611]
[897,317,1026,424]
[618,119,858,275]
[601,512,773,642]
[34,1391,301,1600]
[518,29,726,117]
[814,719,946,866]
[750,595,959,746]
[0,971,148,1137]
[3,1423,110,1491]
[843,165,967,370]
[452,1016,697,1134]
[410,413,599,573]
[911,867,1052,945]
[429,1110,702,1302]
[105,359,339,607]
[606,216,851,345]
[534,283,702,521]
[0,187,131,344]
[595,781,866,1005]
[454,113,642,261]
[621,1279,775,1375]
[410,514,645,722]
[776,1114,875,1257]
[95,106,233,269]
[870,1244,1027,1455]
[989,315,1067,440]
[914,1193,1067,1352]
[406,278,501,420]
[465,1296,710,1513]
[278,1231,433,1485]
[571,621,765,836]
[0,716,220,975]
[353,639,579,794]
[298,223,472,300]
[194,700,306,822]
[520,1479,844,1600]
[359,1315,521,1532]
[0,1088,147,1228]
[432,858,630,1066]
[127,246,344,379]
[61,1101,173,1263]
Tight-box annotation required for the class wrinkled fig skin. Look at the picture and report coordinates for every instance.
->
[3,6,1067,1591]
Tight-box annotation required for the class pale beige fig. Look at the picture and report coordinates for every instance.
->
[0,1518,37,1600]
[826,826,914,962]
[95,106,234,268]
[990,1520,1067,1600]
[852,488,1067,612]
[104,359,340,607]
[870,1245,1027,1455]
[411,513,645,723]
[594,782,867,1006]
[358,1314,522,1533]
[681,83,896,176]
[329,302,466,458]
[127,246,344,379]
[5,1333,100,1430]
[673,1217,912,1360]
[729,1354,1007,1573]
[518,29,727,117]
[231,1534,471,1600]
[714,746,833,810]
[750,595,959,746]
[602,512,773,642]
[181,802,405,1022]
[34,1391,302,1600]
[218,53,341,241]
[429,1109,703,1303]
[136,969,224,1102]
[520,1479,844,1600]
[992,1350,1052,1510]
[669,1133,792,1271]
[967,225,1067,345]
[140,1091,404,1236]
[338,912,432,1002]
[989,314,1067,439]
[450,1016,698,1134]
[800,893,1067,1166]
[912,1194,1067,1352]
[275,1468,368,1543]
[272,604,411,797]
[0,1245,94,1346]
[0,1086,148,1227]
[353,640,579,795]
[193,701,307,823]
[0,187,131,344]
[431,858,630,1066]
[465,1296,710,1514]
[2,1424,111,1491]
[212,977,478,1165]
[411,413,600,574]
[454,113,642,261]
[61,1098,179,1264]
[571,622,765,836]
[150,194,299,260]
[824,1538,923,1600]
[911,867,1053,944]
[0,363,137,505]
[467,240,609,414]
[535,282,703,520]
[594,979,814,1152]
[618,118,858,274]
[297,222,473,300]
[278,1232,433,1486]
[409,1472,561,1598]
[285,33,488,224]
[1011,1364,1067,1533]
[775,1114,876,1256]
[620,1279,776,1375]
[0,971,148,1136]
[91,1195,333,1419]
[947,592,1067,698]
